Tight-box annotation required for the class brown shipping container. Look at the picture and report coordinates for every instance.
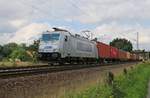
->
[131,53,134,60]
[136,54,139,60]
[110,46,119,59]
[118,50,127,60]
[96,42,111,59]
[133,54,136,60]
[130,53,133,60]
[126,52,131,60]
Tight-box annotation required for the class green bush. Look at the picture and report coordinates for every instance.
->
[114,63,150,98]
[10,48,32,61]
[0,42,39,62]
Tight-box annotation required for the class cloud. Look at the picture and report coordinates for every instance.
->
[0,0,32,33]
[73,0,150,23]
[92,23,150,50]
[9,19,28,29]
[1,0,150,25]
[1,0,150,28]
[0,33,13,45]
[0,0,150,50]
[8,23,51,44]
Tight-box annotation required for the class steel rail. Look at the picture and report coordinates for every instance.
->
[0,62,138,78]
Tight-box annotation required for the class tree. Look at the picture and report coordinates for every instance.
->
[0,45,3,61]
[27,40,39,52]
[0,45,3,53]
[0,42,40,62]
[2,43,18,57]
[110,38,133,52]
[26,40,40,62]
[20,43,27,49]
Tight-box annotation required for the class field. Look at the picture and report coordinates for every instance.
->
[65,62,150,98]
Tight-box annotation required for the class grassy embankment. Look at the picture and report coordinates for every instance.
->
[0,61,35,68]
[65,62,150,98]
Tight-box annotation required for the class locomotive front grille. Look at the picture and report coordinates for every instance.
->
[38,52,61,61]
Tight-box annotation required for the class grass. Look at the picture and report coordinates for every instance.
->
[65,62,150,98]
[66,84,112,98]
[0,61,35,68]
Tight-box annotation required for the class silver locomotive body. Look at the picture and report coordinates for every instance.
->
[38,28,98,63]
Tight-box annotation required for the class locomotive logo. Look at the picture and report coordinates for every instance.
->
[44,46,52,49]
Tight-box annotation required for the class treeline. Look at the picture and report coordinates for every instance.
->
[0,40,39,62]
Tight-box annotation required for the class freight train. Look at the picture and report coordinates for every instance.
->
[38,28,141,64]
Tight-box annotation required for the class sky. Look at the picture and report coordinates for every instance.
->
[0,0,150,50]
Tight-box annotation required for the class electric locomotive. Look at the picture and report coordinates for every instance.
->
[38,28,98,64]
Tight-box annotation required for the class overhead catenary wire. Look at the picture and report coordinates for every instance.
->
[20,0,94,21]
[114,32,137,42]
[19,0,54,21]
[68,0,95,19]
[95,31,137,45]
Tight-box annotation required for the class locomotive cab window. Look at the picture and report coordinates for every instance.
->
[42,33,60,42]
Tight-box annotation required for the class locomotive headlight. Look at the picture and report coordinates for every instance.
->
[52,53,58,58]
[53,48,58,52]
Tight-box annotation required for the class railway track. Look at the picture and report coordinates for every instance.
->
[0,62,139,78]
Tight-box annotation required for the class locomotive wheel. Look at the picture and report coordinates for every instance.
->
[59,61,64,65]
[48,62,54,66]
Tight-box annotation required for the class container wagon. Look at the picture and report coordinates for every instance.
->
[96,42,111,62]
[118,50,127,61]
[126,52,131,60]
[110,46,119,61]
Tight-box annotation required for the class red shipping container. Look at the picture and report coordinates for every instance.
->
[96,42,111,59]
[110,46,119,59]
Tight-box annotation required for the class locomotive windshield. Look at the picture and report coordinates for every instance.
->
[42,33,60,41]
